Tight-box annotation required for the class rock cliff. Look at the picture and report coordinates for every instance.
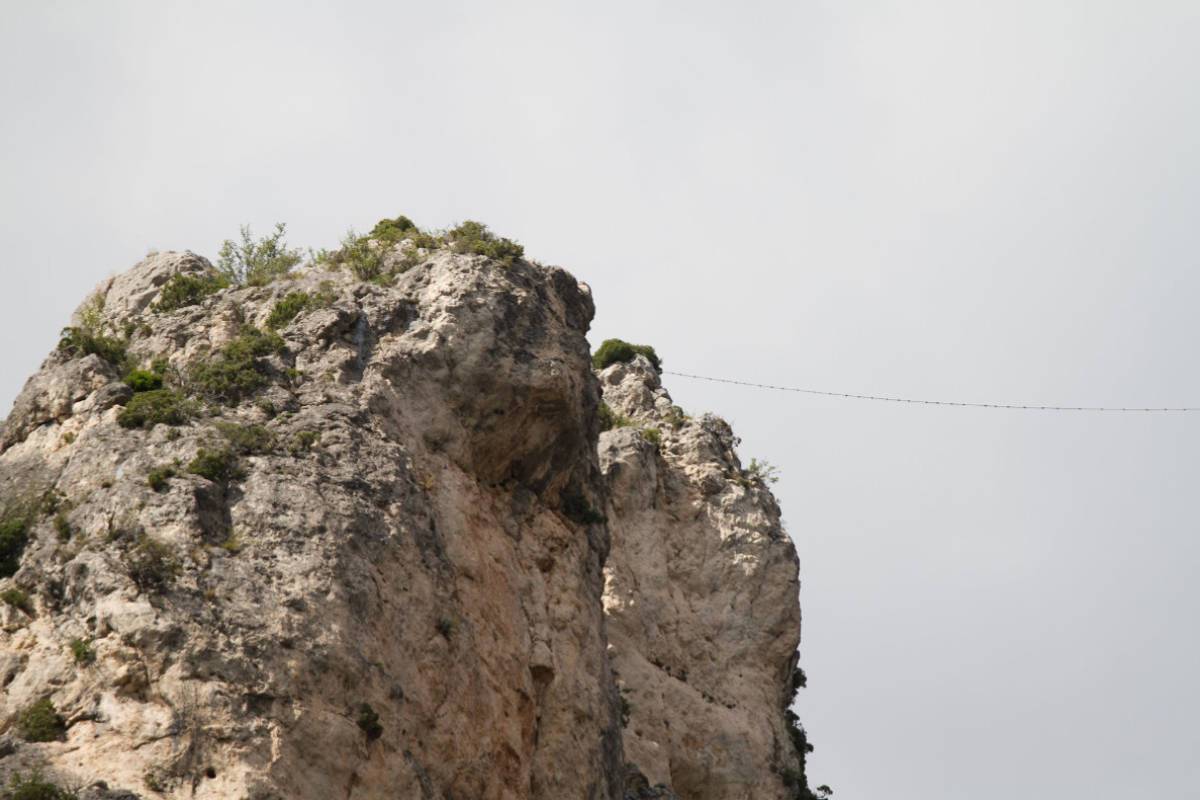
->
[0,233,812,799]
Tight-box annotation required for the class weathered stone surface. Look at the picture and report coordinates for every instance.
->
[77,250,214,322]
[599,358,804,799]
[0,245,808,799]
[1,250,620,799]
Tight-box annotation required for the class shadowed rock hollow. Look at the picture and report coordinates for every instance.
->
[0,235,813,799]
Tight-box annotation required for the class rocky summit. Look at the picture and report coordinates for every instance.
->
[0,227,813,800]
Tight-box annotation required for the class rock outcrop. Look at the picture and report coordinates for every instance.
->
[599,360,803,799]
[0,240,809,799]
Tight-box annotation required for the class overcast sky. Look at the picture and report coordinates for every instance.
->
[3,2,1199,797]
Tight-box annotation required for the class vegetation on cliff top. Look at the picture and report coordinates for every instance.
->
[592,338,662,371]
[217,223,302,286]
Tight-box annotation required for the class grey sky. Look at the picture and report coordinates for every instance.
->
[4,1,1199,797]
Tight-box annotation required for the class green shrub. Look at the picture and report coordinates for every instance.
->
[746,458,780,485]
[146,465,176,492]
[597,402,632,432]
[356,702,383,741]
[187,448,244,484]
[640,427,662,447]
[406,229,442,250]
[664,405,689,429]
[3,770,79,800]
[69,638,95,665]
[38,490,66,517]
[216,223,301,286]
[126,534,179,592]
[780,709,830,800]
[266,291,312,330]
[445,220,523,264]
[1,587,31,613]
[117,389,191,429]
[266,282,337,330]
[187,328,285,404]
[288,430,319,455]
[336,230,387,282]
[53,512,72,542]
[214,422,274,455]
[123,369,163,392]
[57,327,128,370]
[369,215,418,242]
[16,699,66,742]
[153,272,228,312]
[0,515,29,579]
[591,338,661,371]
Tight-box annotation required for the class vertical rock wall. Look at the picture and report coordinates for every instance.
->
[599,359,804,800]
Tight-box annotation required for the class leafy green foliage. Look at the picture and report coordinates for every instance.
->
[337,230,387,282]
[53,512,72,542]
[266,291,314,330]
[126,534,179,592]
[664,405,689,429]
[216,223,301,286]
[69,638,95,665]
[0,514,29,579]
[153,272,228,312]
[57,294,133,371]
[324,228,423,284]
[117,389,191,429]
[3,770,78,800]
[146,465,176,492]
[597,402,633,432]
[187,328,285,404]
[640,427,662,447]
[187,448,245,484]
[356,702,383,741]
[792,665,807,694]
[16,699,65,742]
[591,339,661,371]
[124,369,163,393]
[746,458,780,485]
[366,215,439,249]
[214,422,274,455]
[1,587,31,613]
[57,327,128,370]
[369,215,418,242]
[782,709,824,800]
[445,220,524,264]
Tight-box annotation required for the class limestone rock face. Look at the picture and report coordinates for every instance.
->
[0,251,619,800]
[0,246,807,799]
[599,358,803,800]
